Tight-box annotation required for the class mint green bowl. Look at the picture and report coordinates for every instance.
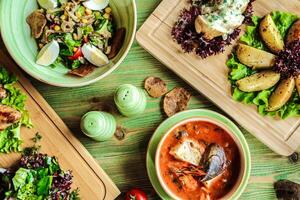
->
[147,109,251,200]
[0,0,136,87]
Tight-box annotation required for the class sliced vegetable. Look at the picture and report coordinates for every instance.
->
[68,48,83,60]
[259,14,284,53]
[236,43,275,69]
[286,19,300,45]
[236,71,280,92]
[267,77,295,111]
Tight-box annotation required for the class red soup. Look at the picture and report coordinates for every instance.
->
[159,120,241,200]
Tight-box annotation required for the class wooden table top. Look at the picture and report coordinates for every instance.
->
[4,0,300,199]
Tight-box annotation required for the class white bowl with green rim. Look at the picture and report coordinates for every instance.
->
[0,0,137,87]
[146,109,251,200]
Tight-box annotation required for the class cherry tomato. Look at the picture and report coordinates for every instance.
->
[68,48,82,60]
[125,188,148,200]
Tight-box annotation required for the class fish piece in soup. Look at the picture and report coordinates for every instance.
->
[169,138,206,166]
[178,174,198,192]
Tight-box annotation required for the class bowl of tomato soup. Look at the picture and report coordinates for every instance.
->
[155,117,250,200]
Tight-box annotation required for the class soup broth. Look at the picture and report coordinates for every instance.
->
[159,120,241,200]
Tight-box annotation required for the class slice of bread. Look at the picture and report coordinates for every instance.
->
[169,138,205,166]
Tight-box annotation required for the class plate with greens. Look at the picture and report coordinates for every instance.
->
[227,11,300,119]
[0,0,136,87]
[0,67,32,153]
[0,152,80,200]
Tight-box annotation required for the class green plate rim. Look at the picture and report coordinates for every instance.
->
[0,0,137,87]
[146,109,251,200]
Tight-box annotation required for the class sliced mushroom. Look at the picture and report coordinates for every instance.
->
[163,87,191,117]
[267,77,295,111]
[26,10,47,39]
[0,105,21,131]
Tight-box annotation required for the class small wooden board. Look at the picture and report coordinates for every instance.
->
[0,46,120,199]
[136,0,300,156]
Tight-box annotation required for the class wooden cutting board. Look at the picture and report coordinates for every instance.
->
[136,0,300,156]
[0,47,120,199]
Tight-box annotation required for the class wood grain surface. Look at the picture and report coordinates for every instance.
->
[136,0,300,156]
[1,0,300,199]
[0,44,120,199]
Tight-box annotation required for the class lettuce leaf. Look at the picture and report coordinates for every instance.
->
[271,11,298,38]
[240,16,266,50]
[227,53,300,119]
[0,67,32,153]
[227,54,255,82]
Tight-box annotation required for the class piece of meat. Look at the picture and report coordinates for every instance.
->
[144,76,167,98]
[178,174,198,192]
[108,28,126,59]
[163,87,191,117]
[0,105,21,130]
[0,85,7,99]
[68,65,95,77]
[170,138,206,166]
[26,10,47,39]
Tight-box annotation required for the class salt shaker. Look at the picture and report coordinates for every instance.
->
[114,84,147,117]
[80,111,116,141]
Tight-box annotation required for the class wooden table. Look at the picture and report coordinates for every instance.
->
[5,0,300,199]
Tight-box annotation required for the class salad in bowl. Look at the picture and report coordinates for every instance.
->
[26,0,125,77]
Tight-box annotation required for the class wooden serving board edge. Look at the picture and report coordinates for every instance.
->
[136,11,300,156]
[0,48,120,199]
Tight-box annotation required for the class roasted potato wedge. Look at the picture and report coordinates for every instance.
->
[236,44,276,69]
[295,75,300,96]
[286,19,300,45]
[236,71,280,92]
[259,14,284,53]
[267,77,295,111]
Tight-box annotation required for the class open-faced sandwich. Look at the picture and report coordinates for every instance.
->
[172,0,254,58]
[0,152,79,200]
[227,11,300,119]
[27,0,125,77]
[0,68,31,153]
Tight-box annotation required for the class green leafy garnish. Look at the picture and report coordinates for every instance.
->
[270,11,298,38]
[228,11,300,119]
[240,16,266,50]
[0,67,32,153]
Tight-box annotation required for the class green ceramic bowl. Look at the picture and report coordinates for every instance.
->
[147,109,251,200]
[0,0,136,87]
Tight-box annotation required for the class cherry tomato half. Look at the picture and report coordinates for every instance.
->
[68,47,82,60]
[125,188,148,200]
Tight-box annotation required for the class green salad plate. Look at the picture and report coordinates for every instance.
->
[146,109,251,200]
[0,0,136,87]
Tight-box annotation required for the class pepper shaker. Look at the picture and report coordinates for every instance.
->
[80,111,116,141]
[114,84,147,117]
